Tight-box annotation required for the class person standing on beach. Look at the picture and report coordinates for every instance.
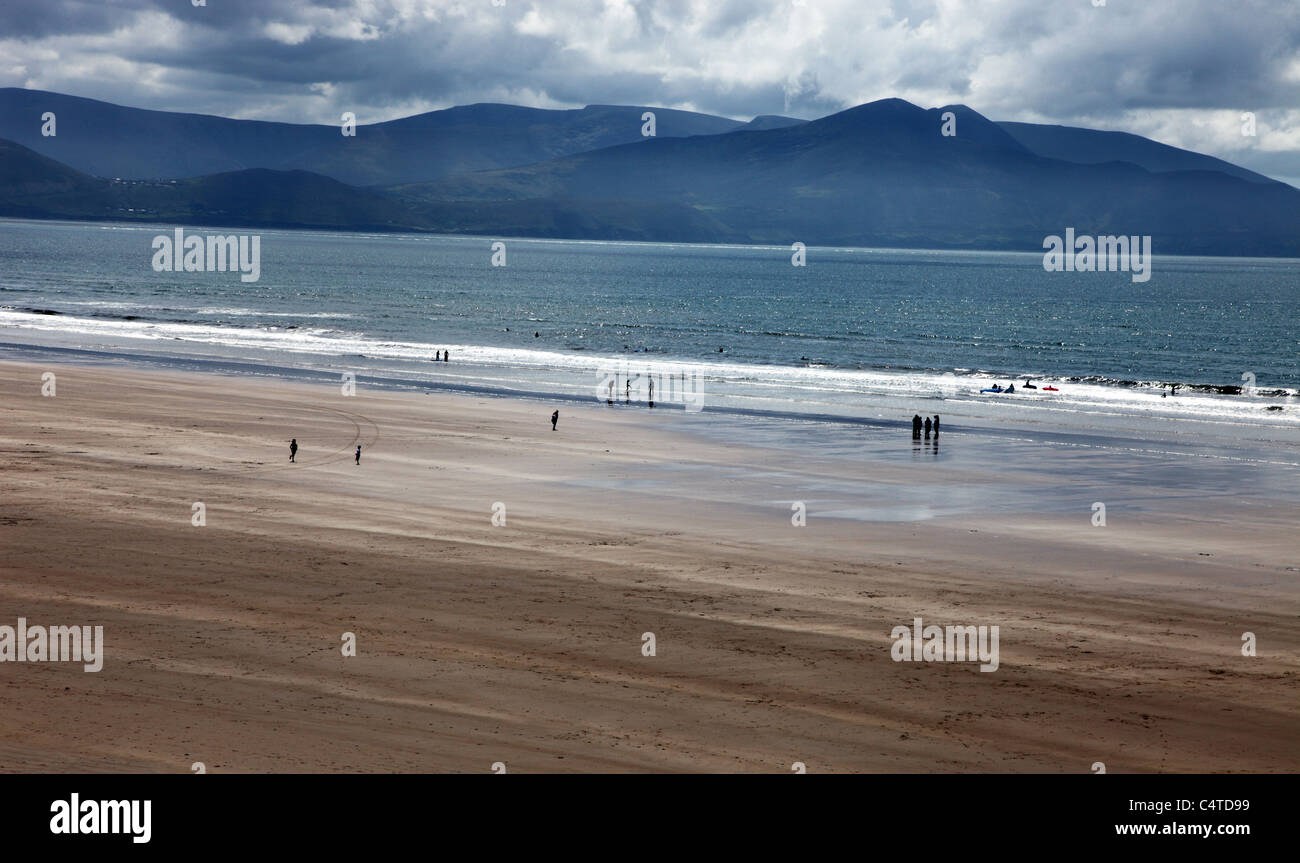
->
[435,350,441,361]
[551,410,559,431]
[912,414,923,438]
[289,438,298,463]
[924,416,932,437]
[355,445,361,465]
[444,350,450,362]
[933,415,940,434]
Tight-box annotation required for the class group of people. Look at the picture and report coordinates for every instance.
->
[911,414,940,438]
[288,438,361,465]
[433,350,451,362]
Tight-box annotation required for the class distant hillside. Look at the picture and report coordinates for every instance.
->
[741,115,807,131]
[998,121,1281,186]
[0,88,746,186]
[4,93,1299,256]
[393,99,1300,255]
[0,139,427,230]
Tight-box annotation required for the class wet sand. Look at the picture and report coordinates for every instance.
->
[0,360,1296,772]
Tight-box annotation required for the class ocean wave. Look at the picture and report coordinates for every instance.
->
[1,308,1295,423]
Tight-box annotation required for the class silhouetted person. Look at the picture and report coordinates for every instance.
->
[648,377,654,408]
[435,350,441,361]
[912,414,923,438]
[933,415,940,434]
[626,380,631,403]
[551,410,559,431]
[355,445,361,465]
[289,438,297,463]
[444,350,450,362]
[924,417,932,437]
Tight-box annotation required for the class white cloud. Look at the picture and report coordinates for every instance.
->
[1,0,1297,182]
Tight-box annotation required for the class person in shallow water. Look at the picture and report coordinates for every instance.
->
[289,438,297,463]
[933,415,940,434]
[435,350,440,361]
[924,416,932,437]
[551,410,559,431]
[912,414,923,437]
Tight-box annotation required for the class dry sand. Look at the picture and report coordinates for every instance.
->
[0,360,1295,772]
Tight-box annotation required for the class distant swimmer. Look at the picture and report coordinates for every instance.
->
[551,410,559,431]
[1006,384,1015,393]
[355,445,361,465]
[924,416,932,437]
[535,332,540,338]
[1023,379,1037,389]
[289,438,298,463]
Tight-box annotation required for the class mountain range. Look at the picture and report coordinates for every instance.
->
[1,88,1297,256]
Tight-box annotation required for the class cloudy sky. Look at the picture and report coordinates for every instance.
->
[3,0,1299,184]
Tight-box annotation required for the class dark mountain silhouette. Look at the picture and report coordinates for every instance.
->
[391,99,1300,255]
[0,88,746,186]
[0,139,425,230]
[3,93,1297,255]
[741,115,807,131]
[998,121,1279,185]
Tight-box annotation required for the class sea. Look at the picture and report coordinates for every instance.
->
[1,218,1297,440]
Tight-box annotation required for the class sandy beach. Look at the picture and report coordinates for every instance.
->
[0,358,1296,773]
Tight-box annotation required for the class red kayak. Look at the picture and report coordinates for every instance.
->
[1042,386,1059,392]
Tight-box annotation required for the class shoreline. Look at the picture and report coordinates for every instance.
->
[0,358,1296,772]
[3,332,1298,450]
[7,216,1300,261]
